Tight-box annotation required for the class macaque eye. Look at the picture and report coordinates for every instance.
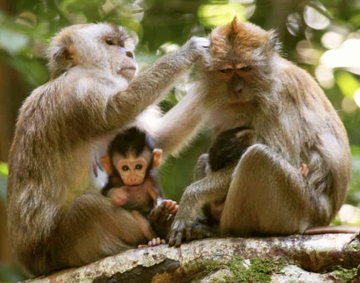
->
[106,38,115,46]
[220,68,233,74]
[239,66,252,72]
[135,164,143,170]
[121,165,129,171]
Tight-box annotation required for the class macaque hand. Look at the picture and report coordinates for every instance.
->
[149,200,178,224]
[181,37,210,62]
[162,199,178,216]
[299,163,309,178]
[168,216,194,247]
[108,187,129,206]
[138,237,166,248]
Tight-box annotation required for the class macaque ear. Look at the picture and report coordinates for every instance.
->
[100,156,113,174]
[268,30,281,52]
[153,149,163,168]
[48,35,78,79]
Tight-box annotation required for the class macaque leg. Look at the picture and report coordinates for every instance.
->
[55,193,148,270]
[131,210,157,241]
[220,144,331,236]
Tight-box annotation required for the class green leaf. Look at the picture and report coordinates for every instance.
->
[351,145,360,156]
[198,3,246,27]
[0,28,29,54]
[0,162,8,176]
[335,71,360,98]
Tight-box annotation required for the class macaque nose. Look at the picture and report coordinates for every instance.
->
[233,79,243,95]
[126,51,134,59]
[234,86,242,95]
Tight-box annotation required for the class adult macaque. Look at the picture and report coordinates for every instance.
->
[100,127,178,242]
[153,18,352,247]
[7,23,209,275]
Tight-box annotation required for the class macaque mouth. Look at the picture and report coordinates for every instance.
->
[117,66,136,76]
[121,67,136,71]
[125,183,143,187]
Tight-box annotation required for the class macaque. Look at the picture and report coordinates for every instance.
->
[198,127,309,225]
[7,23,209,275]
[100,127,164,211]
[100,127,178,242]
[194,127,255,225]
[152,18,352,247]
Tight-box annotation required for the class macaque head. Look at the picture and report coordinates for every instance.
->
[202,17,280,104]
[101,127,162,186]
[47,23,138,80]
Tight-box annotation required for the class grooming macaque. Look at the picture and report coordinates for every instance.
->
[7,23,209,275]
[153,18,352,247]
[100,127,178,242]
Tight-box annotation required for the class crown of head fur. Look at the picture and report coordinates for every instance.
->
[209,18,280,59]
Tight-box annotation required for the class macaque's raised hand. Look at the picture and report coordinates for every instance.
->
[180,37,210,62]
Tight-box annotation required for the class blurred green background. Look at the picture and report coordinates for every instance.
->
[1,0,360,281]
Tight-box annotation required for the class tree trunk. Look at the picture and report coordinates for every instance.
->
[23,233,360,283]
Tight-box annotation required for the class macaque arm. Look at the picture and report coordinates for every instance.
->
[143,178,161,204]
[179,165,234,218]
[102,39,209,132]
[154,92,205,157]
[168,164,234,246]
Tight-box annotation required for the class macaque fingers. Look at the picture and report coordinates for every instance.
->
[299,163,309,178]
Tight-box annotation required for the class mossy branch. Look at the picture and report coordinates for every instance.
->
[24,233,360,283]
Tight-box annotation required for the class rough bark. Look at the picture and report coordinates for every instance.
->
[23,233,360,283]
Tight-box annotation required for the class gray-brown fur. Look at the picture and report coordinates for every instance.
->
[152,19,351,246]
[6,23,209,275]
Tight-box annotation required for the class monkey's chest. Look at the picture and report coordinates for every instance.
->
[207,105,254,135]
[122,186,154,213]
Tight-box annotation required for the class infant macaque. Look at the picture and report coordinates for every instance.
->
[100,127,178,246]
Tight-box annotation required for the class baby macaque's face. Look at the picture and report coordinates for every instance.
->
[113,151,151,186]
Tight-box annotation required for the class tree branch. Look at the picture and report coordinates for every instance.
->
[23,233,360,283]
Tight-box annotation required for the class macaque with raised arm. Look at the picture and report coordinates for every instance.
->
[100,127,178,244]
[7,23,209,275]
[152,18,353,247]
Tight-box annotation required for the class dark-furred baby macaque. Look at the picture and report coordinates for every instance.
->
[196,127,309,226]
[100,127,177,245]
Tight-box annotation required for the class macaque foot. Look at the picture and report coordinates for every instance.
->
[299,163,309,178]
[138,237,166,248]
[168,218,216,247]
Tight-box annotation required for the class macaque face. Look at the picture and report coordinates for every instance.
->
[203,19,276,104]
[113,152,150,186]
[68,24,138,81]
[217,62,255,103]
[104,31,138,81]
